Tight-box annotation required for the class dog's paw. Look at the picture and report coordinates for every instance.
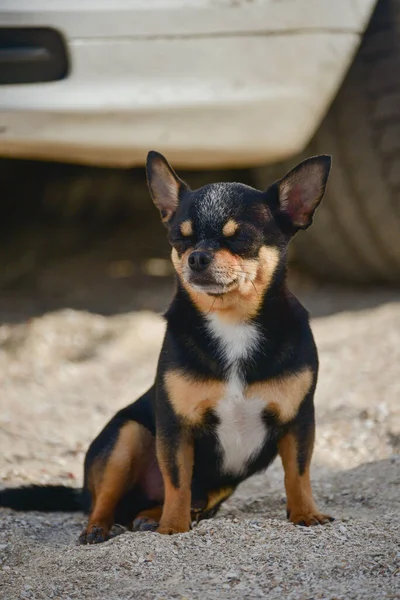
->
[132,516,159,532]
[156,524,191,535]
[289,511,335,527]
[78,525,109,545]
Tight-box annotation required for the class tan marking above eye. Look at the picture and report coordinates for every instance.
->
[222,219,239,237]
[180,220,193,237]
[246,368,313,423]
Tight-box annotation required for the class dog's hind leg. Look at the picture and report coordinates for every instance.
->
[79,421,154,544]
[132,506,163,532]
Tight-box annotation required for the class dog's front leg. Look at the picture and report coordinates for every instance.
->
[156,427,194,535]
[278,395,334,527]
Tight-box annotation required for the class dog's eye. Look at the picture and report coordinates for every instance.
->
[169,221,196,249]
[224,224,262,255]
[225,235,247,251]
[170,235,194,254]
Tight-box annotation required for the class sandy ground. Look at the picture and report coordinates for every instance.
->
[0,187,399,599]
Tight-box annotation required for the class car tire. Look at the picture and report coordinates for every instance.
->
[253,0,400,284]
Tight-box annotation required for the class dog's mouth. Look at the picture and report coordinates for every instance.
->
[188,278,239,296]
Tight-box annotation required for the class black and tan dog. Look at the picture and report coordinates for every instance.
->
[0,151,334,542]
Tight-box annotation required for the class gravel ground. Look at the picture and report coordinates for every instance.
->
[0,210,399,599]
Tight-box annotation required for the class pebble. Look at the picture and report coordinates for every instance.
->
[226,571,240,580]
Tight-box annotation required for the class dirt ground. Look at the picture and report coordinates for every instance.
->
[0,167,399,599]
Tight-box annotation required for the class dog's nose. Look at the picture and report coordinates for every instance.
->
[188,251,212,272]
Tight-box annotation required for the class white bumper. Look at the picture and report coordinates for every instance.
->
[0,0,377,168]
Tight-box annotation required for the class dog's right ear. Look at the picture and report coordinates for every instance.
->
[146,151,187,223]
[274,155,331,232]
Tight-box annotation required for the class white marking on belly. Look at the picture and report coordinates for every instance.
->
[206,315,266,475]
[216,373,267,474]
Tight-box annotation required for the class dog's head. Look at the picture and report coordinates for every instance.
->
[146,151,331,319]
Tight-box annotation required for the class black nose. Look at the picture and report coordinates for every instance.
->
[188,251,212,272]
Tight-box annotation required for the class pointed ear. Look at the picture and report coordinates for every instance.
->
[276,155,331,230]
[146,151,187,223]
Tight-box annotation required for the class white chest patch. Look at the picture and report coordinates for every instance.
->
[206,315,260,365]
[206,315,266,475]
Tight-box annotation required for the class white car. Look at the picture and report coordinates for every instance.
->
[1,0,399,282]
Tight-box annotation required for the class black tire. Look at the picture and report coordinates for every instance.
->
[253,0,400,284]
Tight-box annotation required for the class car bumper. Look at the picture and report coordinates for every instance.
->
[0,0,377,168]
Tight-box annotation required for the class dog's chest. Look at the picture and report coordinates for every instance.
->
[206,316,267,475]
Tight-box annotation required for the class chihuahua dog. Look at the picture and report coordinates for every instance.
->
[0,151,333,542]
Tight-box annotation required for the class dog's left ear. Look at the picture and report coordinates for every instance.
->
[275,155,331,231]
[146,151,188,223]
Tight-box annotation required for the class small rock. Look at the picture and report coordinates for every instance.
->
[226,571,240,580]
[145,552,155,562]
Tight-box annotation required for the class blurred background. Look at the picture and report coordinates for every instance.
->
[0,0,399,486]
